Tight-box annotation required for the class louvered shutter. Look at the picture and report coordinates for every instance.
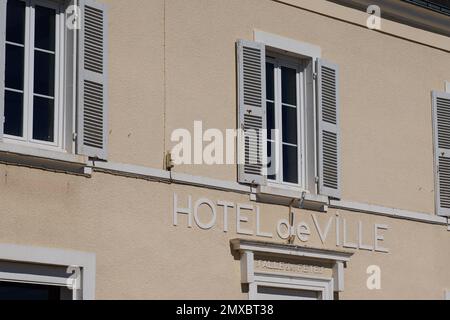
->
[317,59,341,199]
[432,91,450,217]
[236,40,266,185]
[78,0,108,159]
[0,0,6,140]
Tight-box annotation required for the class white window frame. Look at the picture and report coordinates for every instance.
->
[266,53,306,191]
[250,274,333,300]
[3,0,65,152]
[232,239,353,301]
[0,261,78,300]
[254,31,321,196]
[0,243,96,300]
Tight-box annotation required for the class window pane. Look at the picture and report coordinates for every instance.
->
[34,51,55,96]
[266,62,274,101]
[267,101,275,139]
[281,66,297,105]
[282,106,297,145]
[33,96,54,142]
[6,0,25,44]
[5,44,24,90]
[267,141,276,181]
[0,282,61,300]
[35,6,56,51]
[283,144,298,184]
[4,90,24,137]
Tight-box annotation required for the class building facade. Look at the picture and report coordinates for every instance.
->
[0,0,449,300]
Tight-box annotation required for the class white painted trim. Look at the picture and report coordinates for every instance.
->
[258,184,307,200]
[0,271,67,287]
[265,56,306,188]
[254,30,321,60]
[171,171,250,193]
[0,141,87,164]
[90,161,251,192]
[91,160,171,181]
[241,251,254,284]
[445,290,450,300]
[232,239,343,300]
[333,261,344,292]
[330,199,448,225]
[231,239,353,263]
[446,81,450,93]
[251,274,333,300]
[88,161,448,226]
[0,244,95,300]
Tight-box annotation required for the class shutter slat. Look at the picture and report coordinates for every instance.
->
[78,0,108,159]
[433,91,450,216]
[237,40,266,185]
[317,59,341,199]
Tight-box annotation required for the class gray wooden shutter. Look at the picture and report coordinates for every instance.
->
[317,59,341,199]
[0,0,6,141]
[78,0,108,159]
[236,40,266,185]
[432,91,450,217]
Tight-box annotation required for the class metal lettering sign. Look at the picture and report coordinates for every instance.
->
[173,193,390,253]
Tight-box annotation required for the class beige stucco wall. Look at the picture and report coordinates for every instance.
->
[0,164,448,299]
[99,0,450,214]
[165,0,449,214]
[103,0,165,169]
[1,0,449,300]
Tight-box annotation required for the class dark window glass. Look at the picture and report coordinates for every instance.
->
[5,44,24,90]
[34,51,55,96]
[283,145,298,184]
[266,62,274,101]
[267,141,276,181]
[281,67,297,105]
[6,0,25,44]
[33,96,54,142]
[282,106,298,145]
[258,286,320,299]
[266,101,275,139]
[4,90,23,137]
[35,6,56,51]
[0,282,61,300]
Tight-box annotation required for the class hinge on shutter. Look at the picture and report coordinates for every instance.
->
[72,132,78,142]
[313,72,318,80]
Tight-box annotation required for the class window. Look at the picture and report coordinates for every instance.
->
[0,0,109,162]
[4,0,64,149]
[0,244,96,300]
[237,33,341,199]
[266,55,306,188]
[0,281,72,300]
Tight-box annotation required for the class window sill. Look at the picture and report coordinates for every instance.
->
[255,184,329,212]
[0,141,90,176]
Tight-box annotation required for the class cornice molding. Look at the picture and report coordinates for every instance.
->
[328,0,450,37]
